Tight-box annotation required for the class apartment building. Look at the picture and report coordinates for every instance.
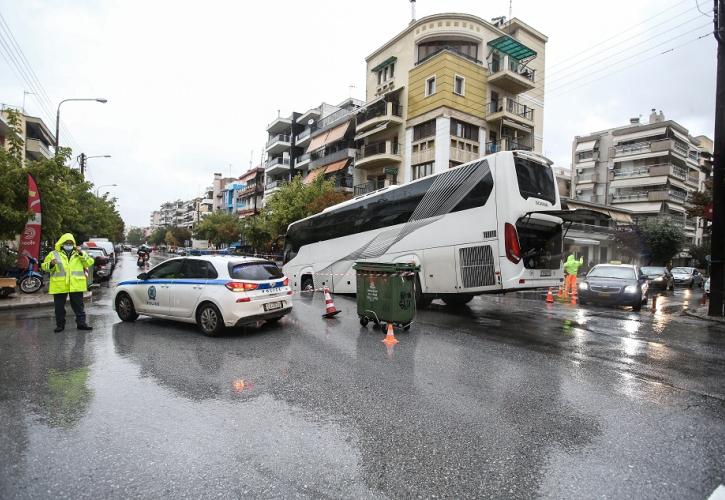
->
[354,13,546,194]
[0,104,55,164]
[571,110,711,247]
[236,166,264,218]
[264,100,361,200]
[212,173,236,212]
[149,210,161,230]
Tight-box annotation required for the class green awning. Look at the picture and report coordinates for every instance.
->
[371,56,397,72]
[487,36,536,61]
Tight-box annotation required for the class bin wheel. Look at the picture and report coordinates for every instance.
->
[359,316,369,327]
[403,324,410,331]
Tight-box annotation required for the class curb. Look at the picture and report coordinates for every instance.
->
[0,291,93,311]
[683,307,725,324]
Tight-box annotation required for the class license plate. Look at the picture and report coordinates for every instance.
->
[261,287,282,294]
[263,301,283,311]
[540,270,552,277]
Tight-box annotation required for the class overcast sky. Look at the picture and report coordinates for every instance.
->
[0,0,717,227]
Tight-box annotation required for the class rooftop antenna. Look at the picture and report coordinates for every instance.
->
[509,0,512,21]
[409,0,416,24]
[22,90,34,112]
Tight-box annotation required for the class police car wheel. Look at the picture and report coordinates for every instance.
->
[116,293,138,322]
[197,303,224,336]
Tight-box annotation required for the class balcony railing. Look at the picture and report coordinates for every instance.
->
[358,141,400,159]
[356,100,403,125]
[612,192,649,202]
[354,179,387,196]
[264,180,288,191]
[416,46,482,66]
[295,153,310,166]
[265,157,290,169]
[296,128,311,143]
[485,139,532,154]
[331,175,354,189]
[266,134,290,147]
[487,54,535,83]
[309,147,357,170]
[487,98,534,121]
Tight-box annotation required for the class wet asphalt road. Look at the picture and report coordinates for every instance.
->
[1,254,724,499]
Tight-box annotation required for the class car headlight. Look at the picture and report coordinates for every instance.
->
[579,282,588,290]
[624,285,638,294]
[654,277,663,281]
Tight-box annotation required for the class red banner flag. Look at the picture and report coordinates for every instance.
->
[18,174,41,270]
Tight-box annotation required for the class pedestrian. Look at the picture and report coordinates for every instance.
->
[40,233,95,332]
[564,254,584,296]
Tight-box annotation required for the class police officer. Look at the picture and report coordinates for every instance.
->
[41,233,95,332]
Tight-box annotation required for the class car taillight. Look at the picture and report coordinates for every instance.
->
[282,277,289,287]
[225,281,258,292]
[504,223,521,264]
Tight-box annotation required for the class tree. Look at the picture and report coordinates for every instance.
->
[689,241,711,269]
[164,230,177,247]
[639,219,685,265]
[148,227,167,246]
[170,226,192,246]
[240,214,272,253]
[126,227,144,246]
[194,212,241,248]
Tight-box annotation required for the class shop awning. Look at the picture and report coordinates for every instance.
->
[665,202,686,213]
[610,175,667,188]
[608,211,633,224]
[303,167,324,184]
[324,158,349,174]
[306,121,351,153]
[575,140,597,152]
[487,36,536,61]
[612,150,668,163]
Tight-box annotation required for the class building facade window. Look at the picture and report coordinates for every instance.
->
[413,119,436,141]
[425,76,436,96]
[376,62,395,85]
[454,75,465,95]
[412,162,434,180]
[450,118,477,141]
[417,40,479,63]
[576,150,594,162]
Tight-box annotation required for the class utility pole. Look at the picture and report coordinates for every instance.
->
[78,153,87,178]
[710,0,725,316]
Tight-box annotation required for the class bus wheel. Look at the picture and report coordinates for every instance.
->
[442,294,474,307]
[415,276,432,309]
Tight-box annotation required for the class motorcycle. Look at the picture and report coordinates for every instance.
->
[4,256,44,294]
[137,251,149,268]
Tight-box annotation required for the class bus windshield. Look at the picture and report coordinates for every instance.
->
[514,155,556,204]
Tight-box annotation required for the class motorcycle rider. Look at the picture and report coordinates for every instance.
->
[40,233,95,332]
[137,244,151,266]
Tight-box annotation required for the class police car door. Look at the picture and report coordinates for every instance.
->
[168,259,212,318]
[135,259,181,316]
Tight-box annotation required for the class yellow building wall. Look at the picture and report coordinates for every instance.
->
[407,51,488,121]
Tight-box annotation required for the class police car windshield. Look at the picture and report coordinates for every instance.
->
[229,261,283,280]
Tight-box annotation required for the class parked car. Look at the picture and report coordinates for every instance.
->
[84,247,112,281]
[113,256,293,336]
[671,267,704,288]
[84,239,116,269]
[640,266,674,291]
[578,264,649,311]
[704,277,710,297]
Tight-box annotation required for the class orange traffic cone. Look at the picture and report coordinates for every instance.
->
[546,287,554,303]
[556,286,563,299]
[651,294,658,312]
[321,286,341,318]
[382,323,398,345]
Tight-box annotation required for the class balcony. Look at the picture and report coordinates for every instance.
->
[611,192,649,203]
[450,146,480,164]
[354,179,387,196]
[487,54,536,93]
[355,141,402,169]
[485,98,534,128]
[265,134,291,154]
[612,138,690,160]
[648,189,689,203]
[237,207,257,218]
[576,172,599,184]
[266,116,291,135]
[410,147,435,166]
[331,175,354,193]
[25,138,52,160]
[295,152,311,167]
[309,147,357,170]
[265,156,290,175]
[355,101,403,133]
[264,180,288,194]
[295,127,312,147]
[485,138,532,155]
[236,183,263,198]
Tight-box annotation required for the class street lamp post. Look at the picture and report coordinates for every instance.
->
[78,154,111,177]
[95,183,117,197]
[55,98,108,152]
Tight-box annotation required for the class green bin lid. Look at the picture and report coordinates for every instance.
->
[353,261,420,273]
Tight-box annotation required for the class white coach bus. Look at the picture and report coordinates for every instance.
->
[282,150,594,307]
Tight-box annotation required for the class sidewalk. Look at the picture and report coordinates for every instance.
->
[685,306,725,324]
[0,291,93,311]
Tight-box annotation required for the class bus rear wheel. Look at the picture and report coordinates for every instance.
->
[442,294,474,307]
[415,276,432,309]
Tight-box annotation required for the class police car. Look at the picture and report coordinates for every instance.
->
[113,256,293,336]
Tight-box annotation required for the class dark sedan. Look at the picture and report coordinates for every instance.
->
[578,264,649,311]
[640,266,674,291]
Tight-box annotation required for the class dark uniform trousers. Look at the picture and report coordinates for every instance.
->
[53,292,87,327]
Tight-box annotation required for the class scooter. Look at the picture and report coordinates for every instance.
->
[5,256,44,294]
[137,252,149,268]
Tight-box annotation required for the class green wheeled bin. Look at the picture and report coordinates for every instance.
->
[354,262,420,330]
